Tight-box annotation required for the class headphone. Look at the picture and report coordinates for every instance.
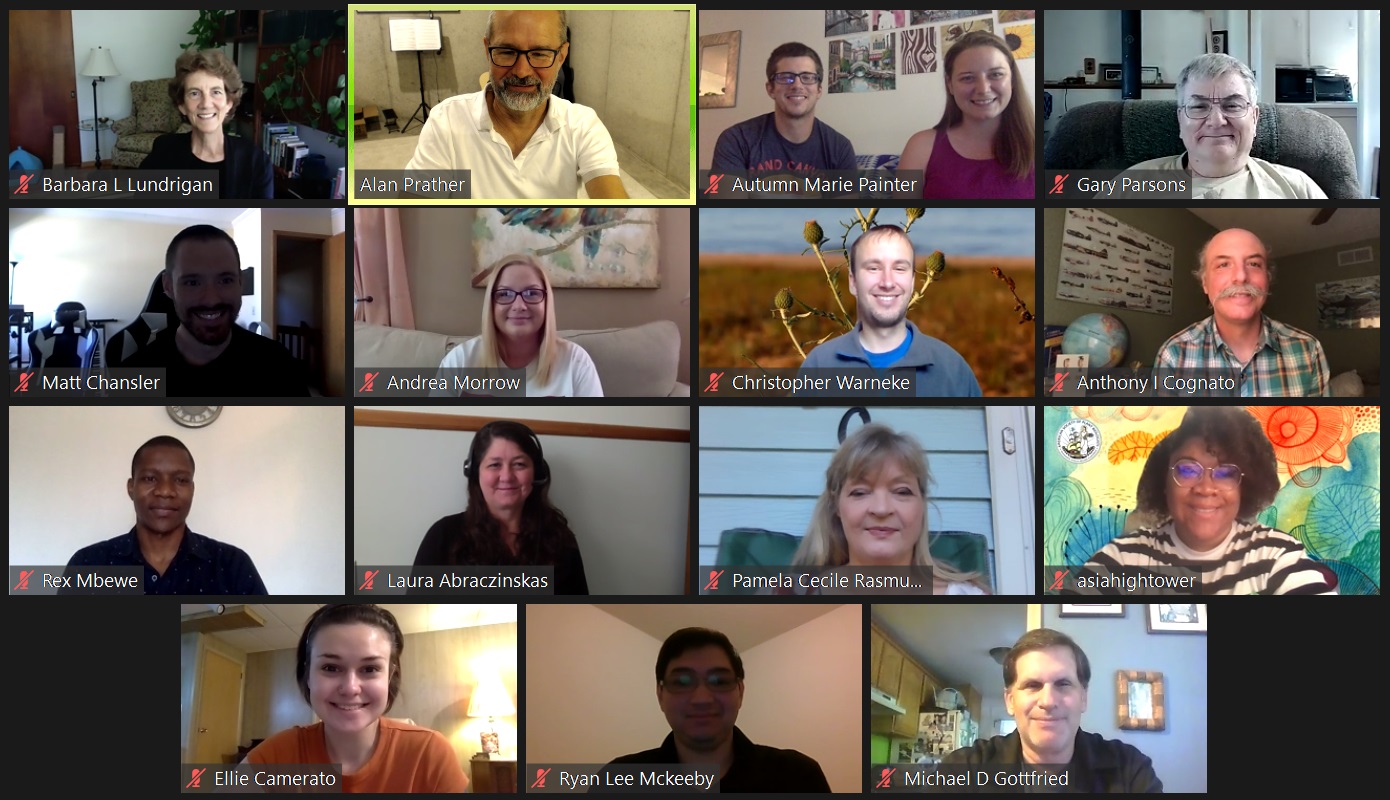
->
[463,420,551,485]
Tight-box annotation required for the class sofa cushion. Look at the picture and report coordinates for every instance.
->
[352,322,467,368]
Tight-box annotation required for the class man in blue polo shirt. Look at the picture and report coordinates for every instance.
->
[62,436,267,595]
[797,224,981,396]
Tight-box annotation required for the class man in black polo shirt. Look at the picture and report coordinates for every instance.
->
[941,628,1163,792]
[123,224,309,396]
[605,627,831,792]
[62,436,268,595]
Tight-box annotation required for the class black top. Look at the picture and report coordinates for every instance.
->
[941,729,1164,793]
[413,511,589,595]
[63,527,268,595]
[141,132,274,199]
[606,727,831,793]
[123,324,310,397]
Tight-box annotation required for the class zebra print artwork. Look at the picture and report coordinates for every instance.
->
[901,27,938,75]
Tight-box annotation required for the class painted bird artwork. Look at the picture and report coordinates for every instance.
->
[474,208,659,288]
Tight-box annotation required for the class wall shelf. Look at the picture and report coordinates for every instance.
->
[1044,81,1176,90]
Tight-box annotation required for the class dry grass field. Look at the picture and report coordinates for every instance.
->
[698,254,1036,396]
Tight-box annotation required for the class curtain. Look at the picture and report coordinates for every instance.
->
[353,208,416,328]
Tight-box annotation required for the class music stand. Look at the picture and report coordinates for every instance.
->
[390,16,443,134]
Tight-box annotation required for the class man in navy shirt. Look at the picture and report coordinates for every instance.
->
[797,224,981,397]
[711,42,857,174]
[63,436,267,595]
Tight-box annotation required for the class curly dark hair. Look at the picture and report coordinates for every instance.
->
[451,422,580,567]
[1135,407,1280,521]
[296,604,404,712]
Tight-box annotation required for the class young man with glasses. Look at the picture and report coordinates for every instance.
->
[1118,54,1325,198]
[710,42,857,174]
[405,10,628,199]
[605,628,832,792]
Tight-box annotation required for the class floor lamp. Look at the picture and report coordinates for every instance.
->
[81,47,121,169]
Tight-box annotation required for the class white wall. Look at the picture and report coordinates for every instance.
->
[698,10,1038,164]
[525,604,862,793]
[71,11,207,165]
[353,406,690,595]
[8,406,346,594]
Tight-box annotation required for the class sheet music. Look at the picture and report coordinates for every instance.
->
[389,18,441,52]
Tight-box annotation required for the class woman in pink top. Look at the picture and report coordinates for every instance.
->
[897,31,1035,199]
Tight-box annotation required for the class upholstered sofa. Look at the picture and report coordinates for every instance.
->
[354,320,690,397]
[111,78,191,169]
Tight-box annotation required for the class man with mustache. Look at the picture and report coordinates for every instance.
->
[62,436,268,595]
[710,42,857,174]
[1118,54,1325,199]
[405,10,627,199]
[1154,227,1328,396]
[940,628,1163,792]
[123,225,310,396]
[796,225,981,397]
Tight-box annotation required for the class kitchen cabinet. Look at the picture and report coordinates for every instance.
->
[870,629,884,689]
[895,659,925,738]
[877,639,903,696]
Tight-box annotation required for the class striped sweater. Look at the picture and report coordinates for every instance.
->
[1085,520,1337,595]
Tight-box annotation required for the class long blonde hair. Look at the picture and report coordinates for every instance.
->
[792,423,983,587]
[477,255,560,385]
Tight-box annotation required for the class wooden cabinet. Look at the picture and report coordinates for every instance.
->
[871,624,939,738]
[870,628,884,687]
[894,659,926,738]
[471,756,517,793]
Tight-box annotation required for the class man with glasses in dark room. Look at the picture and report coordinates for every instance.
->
[1117,53,1325,199]
[605,627,832,792]
[405,9,628,199]
[711,42,857,173]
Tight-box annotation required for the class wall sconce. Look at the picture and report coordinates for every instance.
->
[466,672,515,758]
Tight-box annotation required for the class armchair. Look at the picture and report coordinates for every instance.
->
[111,78,190,169]
[1044,100,1361,199]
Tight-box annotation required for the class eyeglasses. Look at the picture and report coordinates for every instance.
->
[1181,97,1253,119]
[488,47,561,69]
[660,669,740,694]
[493,288,547,305]
[771,72,822,86]
[1170,459,1244,488]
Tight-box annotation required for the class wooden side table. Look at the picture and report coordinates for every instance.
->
[470,756,517,793]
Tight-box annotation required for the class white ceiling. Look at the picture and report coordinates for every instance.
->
[592,604,843,651]
[873,604,1027,704]
[179,603,517,653]
[1184,207,1379,257]
[20,207,252,225]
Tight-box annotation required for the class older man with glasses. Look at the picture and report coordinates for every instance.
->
[405,9,628,199]
[1118,53,1326,199]
[604,627,832,792]
[710,42,857,174]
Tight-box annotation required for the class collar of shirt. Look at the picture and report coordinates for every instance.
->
[835,321,935,368]
[472,86,565,140]
[1204,313,1283,358]
[110,526,213,566]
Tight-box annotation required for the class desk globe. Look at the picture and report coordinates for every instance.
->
[1061,313,1129,368]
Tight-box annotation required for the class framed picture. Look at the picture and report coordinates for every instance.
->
[1146,603,1207,633]
[1116,670,1165,730]
[472,208,661,288]
[1100,63,1121,82]
[1058,604,1124,617]
[1211,30,1228,55]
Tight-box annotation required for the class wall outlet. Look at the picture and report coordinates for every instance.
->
[1083,57,1097,84]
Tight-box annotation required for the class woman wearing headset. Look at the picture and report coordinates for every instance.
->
[412,420,589,594]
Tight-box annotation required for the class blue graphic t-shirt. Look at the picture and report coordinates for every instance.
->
[710,113,857,172]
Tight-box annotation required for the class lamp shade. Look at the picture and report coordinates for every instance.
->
[467,673,515,718]
[82,47,121,78]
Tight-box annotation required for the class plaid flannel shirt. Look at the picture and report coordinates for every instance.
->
[1153,314,1329,397]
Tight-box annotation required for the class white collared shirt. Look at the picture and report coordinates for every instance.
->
[405,89,620,199]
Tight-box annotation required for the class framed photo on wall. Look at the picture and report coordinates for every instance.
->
[1058,604,1124,617]
[1147,603,1207,633]
[1117,670,1166,730]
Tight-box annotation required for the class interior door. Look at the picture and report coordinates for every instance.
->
[8,10,81,168]
[323,232,346,396]
[192,648,243,764]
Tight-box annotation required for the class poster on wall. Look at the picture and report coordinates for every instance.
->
[472,208,660,288]
[872,10,907,31]
[1315,276,1380,329]
[1056,207,1174,315]
[825,9,869,37]
[828,33,897,92]
[939,17,994,48]
[900,26,938,74]
[1003,23,1035,59]
[911,10,989,25]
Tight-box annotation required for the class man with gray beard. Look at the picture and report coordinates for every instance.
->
[405,10,627,199]
[1153,227,1328,396]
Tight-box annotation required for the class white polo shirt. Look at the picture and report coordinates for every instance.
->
[404,88,621,199]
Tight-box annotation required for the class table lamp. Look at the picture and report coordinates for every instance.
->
[467,672,514,758]
[81,47,121,169]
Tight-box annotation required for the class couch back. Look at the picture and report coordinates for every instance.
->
[354,320,685,397]
[129,78,184,134]
[1044,100,1360,198]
